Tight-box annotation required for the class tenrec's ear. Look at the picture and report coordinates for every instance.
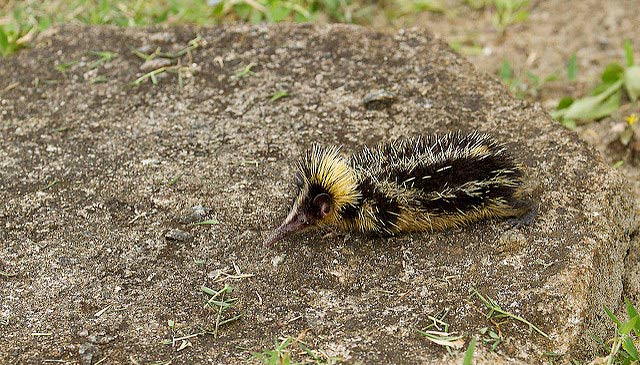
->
[313,193,332,218]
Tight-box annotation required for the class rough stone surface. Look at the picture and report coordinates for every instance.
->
[165,228,194,243]
[0,24,638,364]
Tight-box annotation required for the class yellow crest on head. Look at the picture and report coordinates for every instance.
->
[297,145,360,212]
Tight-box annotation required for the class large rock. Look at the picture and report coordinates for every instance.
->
[0,24,637,364]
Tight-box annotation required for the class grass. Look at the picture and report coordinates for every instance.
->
[269,90,289,102]
[1,1,637,362]
[206,263,255,282]
[0,0,374,57]
[416,308,465,351]
[54,49,118,84]
[478,326,503,351]
[132,34,203,87]
[201,284,242,338]
[414,302,546,360]
[492,38,638,136]
[498,58,558,100]
[471,289,549,340]
[54,60,78,74]
[462,337,477,365]
[2,0,633,132]
[87,50,118,69]
[252,335,340,365]
[233,62,257,79]
[163,319,200,351]
[597,300,640,365]
[415,328,465,349]
[461,0,529,32]
[567,53,578,82]
[553,40,640,128]
[167,171,184,186]
[491,0,529,33]
[0,0,538,58]
[253,337,296,365]
[161,284,242,351]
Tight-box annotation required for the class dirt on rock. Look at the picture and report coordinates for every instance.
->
[0,24,638,364]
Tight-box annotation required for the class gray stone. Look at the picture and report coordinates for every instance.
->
[179,204,209,223]
[0,24,638,364]
[363,88,397,110]
[165,228,193,243]
[78,343,101,365]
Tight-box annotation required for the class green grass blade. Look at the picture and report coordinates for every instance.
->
[625,65,640,101]
[624,39,634,67]
[0,28,10,57]
[193,219,219,225]
[567,54,578,81]
[622,335,640,360]
[499,59,513,81]
[619,316,638,335]
[463,337,477,365]
[270,90,289,101]
[201,286,216,296]
[217,314,242,326]
[563,81,622,120]
[604,305,623,328]
[625,299,639,320]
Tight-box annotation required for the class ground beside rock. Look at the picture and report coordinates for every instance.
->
[0,24,638,364]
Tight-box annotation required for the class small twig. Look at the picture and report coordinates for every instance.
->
[287,315,303,323]
[397,289,413,301]
[427,309,450,332]
[207,267,254,282]
[1,81,19,94]
[213,289,226,338]
[0,271,17,278]
[128,212,148,224]
[172,332,202,345]
[94,305,111,318]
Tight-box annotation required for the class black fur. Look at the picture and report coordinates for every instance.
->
[343,132,522,231]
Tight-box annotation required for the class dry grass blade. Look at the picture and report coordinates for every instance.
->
[415,329,465,348]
